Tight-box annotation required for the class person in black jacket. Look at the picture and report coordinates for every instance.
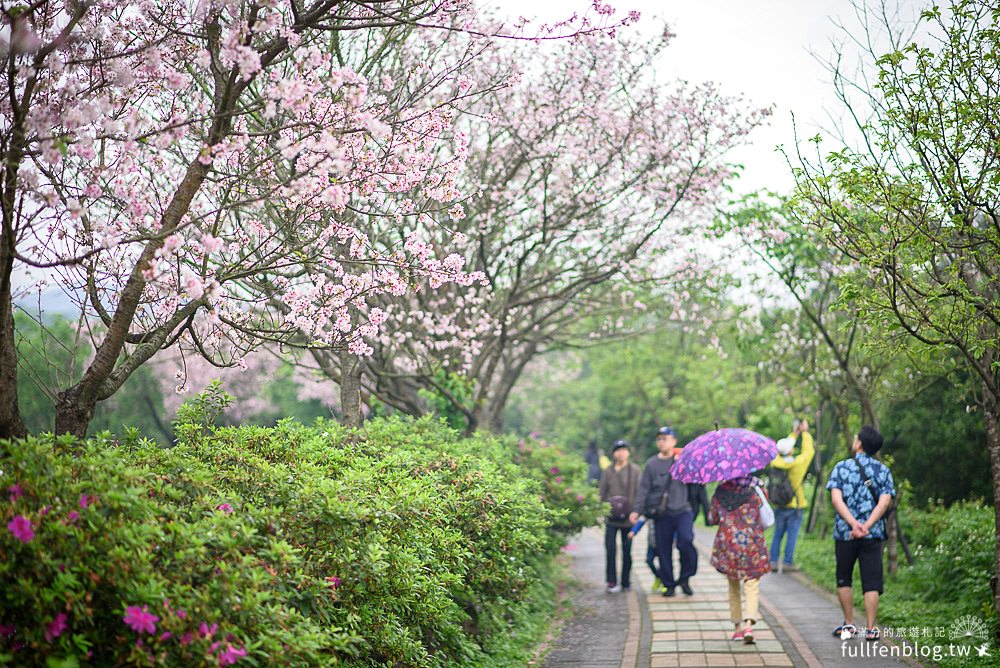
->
[687,483,710,525]
[585,440,602,485]
[629,426,697,597]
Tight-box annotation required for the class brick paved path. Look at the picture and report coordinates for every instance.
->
[632,538,792,668]
[544,525,917,668]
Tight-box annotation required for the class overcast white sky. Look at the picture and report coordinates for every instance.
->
[489,0,927,196]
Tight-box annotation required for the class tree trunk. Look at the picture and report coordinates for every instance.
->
[340,348,363,429]
[984,385,1000,624]
[886,501,899,574]
[858,387,878,430]
[0,249,26,439]
[53,386,97,439]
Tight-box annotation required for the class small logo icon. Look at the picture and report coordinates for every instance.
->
[840,627,854,640]
[975,644,991,657]
[950,615,989,642]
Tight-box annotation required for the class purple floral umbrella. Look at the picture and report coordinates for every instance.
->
[670,428,777,483]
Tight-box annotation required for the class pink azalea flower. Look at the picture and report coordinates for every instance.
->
[8,483,22,502]
[176,609,187,619]
[123,606,159,634]
[216,503,233,514]
[550,467,559,475]
[199,622,218,639]
[0,623,15,637]
[576,494,585,502]
[79,494,91,509]
[180,632,193,646]
[44,613,67,641]
[66,511,79,525]
[218,644,248,666]
[555,476,563,484]
[325,576,341,589]
[39,505,51,516]
[159,631,172,641]
[7,516,34,543]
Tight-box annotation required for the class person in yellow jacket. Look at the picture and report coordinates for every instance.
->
[768,419,815,572]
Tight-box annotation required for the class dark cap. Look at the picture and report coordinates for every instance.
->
[656,426,676,436]
[612,439,629,451]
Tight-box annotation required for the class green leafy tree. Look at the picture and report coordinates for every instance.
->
[792,0,1000,618]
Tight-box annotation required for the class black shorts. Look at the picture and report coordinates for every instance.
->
[835,539,884,594]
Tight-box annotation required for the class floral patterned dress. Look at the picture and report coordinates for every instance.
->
[707,482,770,580]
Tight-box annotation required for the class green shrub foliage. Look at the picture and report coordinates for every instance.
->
[0,414,600,667]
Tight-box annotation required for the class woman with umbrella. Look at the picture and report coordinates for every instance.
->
[671,428,777,644]
[707,476,771,644]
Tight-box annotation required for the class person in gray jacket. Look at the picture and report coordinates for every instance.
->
[599,439,642,592]
[629,426,697,596]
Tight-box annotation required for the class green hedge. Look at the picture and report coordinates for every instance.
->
[0,413,600,667]
[792,500,999,667]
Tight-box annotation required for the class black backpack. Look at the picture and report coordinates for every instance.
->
[767,468,796,507]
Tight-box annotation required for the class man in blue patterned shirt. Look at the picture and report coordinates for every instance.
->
[826,425,895,642]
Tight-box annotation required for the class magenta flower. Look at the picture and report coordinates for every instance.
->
[576,494,585,502]
[199,622,218,639]
[550,467,560,475]
[7,516,34,543]
[79,494,91,509]
[176,609,187,619]
[123,606,159,634]
[39,505,51,517]
[180,632,193,646]
[216,503,233,514]
[8,484,22,502]
[325,575,341,589]
[66,510,79,525]
[158,631,173,642]
[44,613,67,641]
[555,476,563,484]
[218,643,248,666]
[0,623,15,637]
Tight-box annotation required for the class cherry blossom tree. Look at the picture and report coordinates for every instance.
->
[720,196,896,430]
[1,0,633,437]
[317,26,770,432]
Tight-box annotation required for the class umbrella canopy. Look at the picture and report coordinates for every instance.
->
[670,428,778,484]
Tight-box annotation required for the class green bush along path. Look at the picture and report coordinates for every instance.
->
[0,412,600,667]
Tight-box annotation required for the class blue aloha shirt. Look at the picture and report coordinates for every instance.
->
[826,453,896,542]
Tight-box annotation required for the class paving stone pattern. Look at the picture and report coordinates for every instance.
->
[544,524,917,667]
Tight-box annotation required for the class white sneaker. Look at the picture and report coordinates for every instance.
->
[606,584,621,593]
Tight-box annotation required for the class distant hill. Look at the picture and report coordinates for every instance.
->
[15,289,82,321]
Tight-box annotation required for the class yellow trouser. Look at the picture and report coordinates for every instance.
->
[727,577,760,625]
